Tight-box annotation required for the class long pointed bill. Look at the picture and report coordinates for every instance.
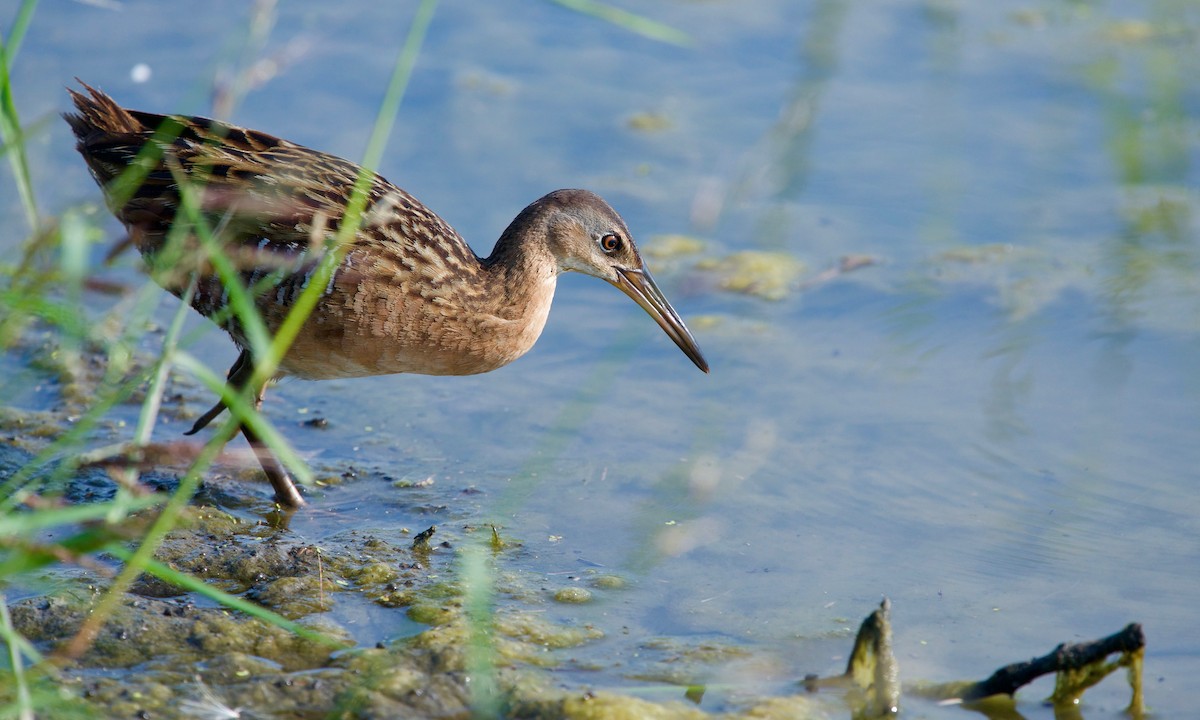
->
[612,267,709,373]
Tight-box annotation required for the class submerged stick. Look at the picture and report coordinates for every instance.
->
[961,623,1144,705]
[808,604,1146,718]
[913,622,1146,716]
[803,598,901,718]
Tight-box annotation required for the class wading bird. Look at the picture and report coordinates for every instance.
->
[65,83,707,508]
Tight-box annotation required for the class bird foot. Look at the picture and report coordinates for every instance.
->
[184,398,228,436]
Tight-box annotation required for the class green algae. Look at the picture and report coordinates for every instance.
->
[627,112,674,133]
[0,406,64,441]
[498,612,603,650]
[696,251,806,301]
[587,573,627,590]
[645,234,707,260]
[1,495,833,719]
[9,591,342,672]
[553,586,593,604]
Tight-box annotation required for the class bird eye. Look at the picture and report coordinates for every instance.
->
[599,233,622,254]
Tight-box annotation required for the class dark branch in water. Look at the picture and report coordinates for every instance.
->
[805,604,1146,719]
[961,622,1145,702]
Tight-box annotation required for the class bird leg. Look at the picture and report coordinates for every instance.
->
[184,349,306,508]
[240,387,306,509]
[184,349,252,435]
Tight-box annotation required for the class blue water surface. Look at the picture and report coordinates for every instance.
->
[2,0,1197,716]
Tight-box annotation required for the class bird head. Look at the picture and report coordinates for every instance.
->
[535,189,709,373]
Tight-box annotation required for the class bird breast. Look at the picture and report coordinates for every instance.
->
[276,262,559,380]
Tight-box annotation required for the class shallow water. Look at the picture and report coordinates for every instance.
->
[3,0,1199,716]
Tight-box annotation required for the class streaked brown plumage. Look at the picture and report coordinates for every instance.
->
[64,82,708,508]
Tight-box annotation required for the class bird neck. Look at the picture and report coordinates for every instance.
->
[480,208,560,322]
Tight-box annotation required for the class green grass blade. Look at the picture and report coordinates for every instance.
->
[167,169,274,360]
[0,111,52,161]
[461,543,501,717]
[0,494,164,539]
[0,372,145,511]
[0,593,36,720]
[0,288,91,338]
[0,0,38,64]
[89,113,181,213]
[96,279,199,516]
[171,350,314,487]
[0,279,164,511]
[161,169,307,484]
[261,0,439,387]
[131,281,196,449]
[57,414,239,657]
[0,527,127,578]
[547,0,692,46]
[0,0,41,229]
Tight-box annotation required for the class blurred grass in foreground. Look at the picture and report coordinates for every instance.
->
[0,1,691,717]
